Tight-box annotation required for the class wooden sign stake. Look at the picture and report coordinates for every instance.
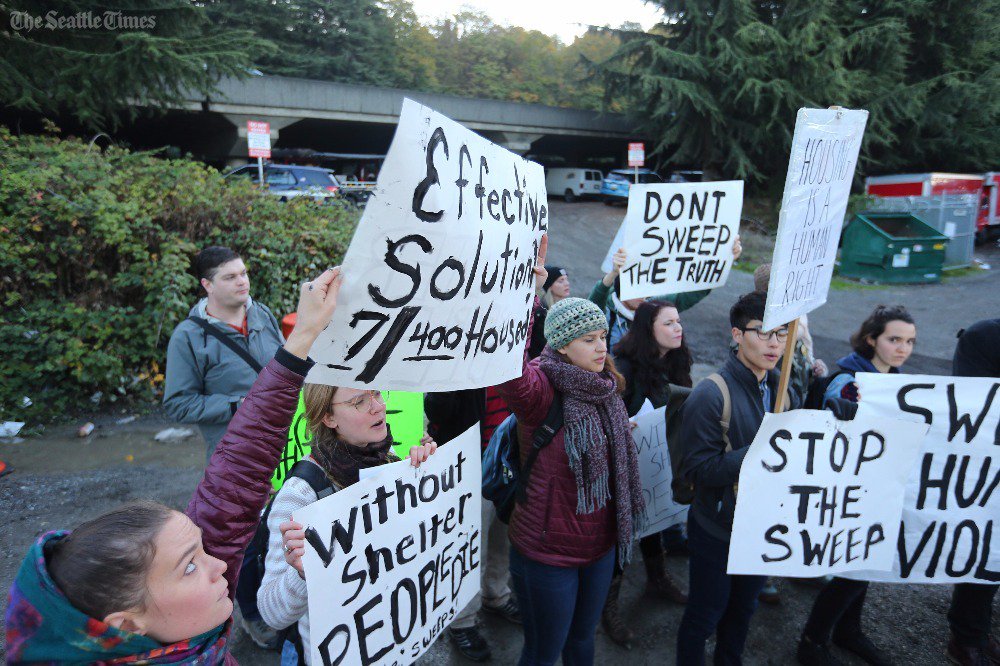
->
[774,318,799,413]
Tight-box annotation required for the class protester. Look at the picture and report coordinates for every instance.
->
[540,265,571,308]
[600,299,690,647]
[945,317,1000,666]
[496,236,646,666]
[591,239,742,350]
[676,291,798,664]
[164,246,285,461]
[797,304,917,666]
[4,268,343,665]
[258,390,437,665]
[424,388,520,662]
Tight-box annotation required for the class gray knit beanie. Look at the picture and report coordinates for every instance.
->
[544,297,608,350]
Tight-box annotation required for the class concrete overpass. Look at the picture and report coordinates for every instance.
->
[141,75,640,167]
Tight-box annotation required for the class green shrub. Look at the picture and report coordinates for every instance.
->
[0,127,358,423]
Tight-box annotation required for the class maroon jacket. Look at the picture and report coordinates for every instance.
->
[186,347,310,664]
[498,315,616,568]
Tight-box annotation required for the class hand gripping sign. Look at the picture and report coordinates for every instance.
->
[306,99,547,391]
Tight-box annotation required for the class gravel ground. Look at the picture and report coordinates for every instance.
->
[2,200,998,664]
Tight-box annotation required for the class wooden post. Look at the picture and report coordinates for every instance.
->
[774,318,799,413]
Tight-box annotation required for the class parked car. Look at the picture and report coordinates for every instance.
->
[667,170,703,183]
[224,163,341,203]
[545,168,604,202]
[600,169,664,204]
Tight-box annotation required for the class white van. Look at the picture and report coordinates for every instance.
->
[545,168,604,202]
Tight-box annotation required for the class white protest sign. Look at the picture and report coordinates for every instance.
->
[844,373,1000,584]
[728,409,926,577]
[618,181,743,300]
[762,108,868,331]
[601,216,628,274]
[296,425,482,666]
[633,406,688,539]
[306,99,547,391]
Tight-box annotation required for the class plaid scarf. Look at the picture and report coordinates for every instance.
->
[5,532,230,665]
[539,347,647,563]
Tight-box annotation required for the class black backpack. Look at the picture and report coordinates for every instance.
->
[236,459,333,662]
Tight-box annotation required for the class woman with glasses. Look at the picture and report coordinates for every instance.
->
[797,305,916,666]
[258,385,437,665]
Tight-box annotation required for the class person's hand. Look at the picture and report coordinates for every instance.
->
[408,434,438,467]
[732,235,743,261]
[533,234,549,292]
[284,267,344,359]
[629,420,638,430]
[603,247,627,286]
[280,519,306,578]
[812,359,829,377]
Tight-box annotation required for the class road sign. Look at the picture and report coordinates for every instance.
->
[628,142,645,167]
[247,120,271,159]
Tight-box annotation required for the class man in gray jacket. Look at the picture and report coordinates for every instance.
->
[675,291,799,664]
[164,246,285,460]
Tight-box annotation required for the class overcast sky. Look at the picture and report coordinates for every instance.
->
[408,0,664,43]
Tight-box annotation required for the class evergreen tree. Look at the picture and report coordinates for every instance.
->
[1,0,268,128]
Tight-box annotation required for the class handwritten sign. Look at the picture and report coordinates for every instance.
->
[306,99,547,391]
[728,409,925,577]
[844,374,1000,584]
[297,424,482,666]
[618,181,742,300]
[633,406,688,538]
[762,108,868,331]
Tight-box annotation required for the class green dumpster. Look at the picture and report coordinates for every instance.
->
[839,213,948,284]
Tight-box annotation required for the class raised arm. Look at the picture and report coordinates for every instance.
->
[186,267,343,596]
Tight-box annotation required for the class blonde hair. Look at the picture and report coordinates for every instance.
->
[303,382,340,441]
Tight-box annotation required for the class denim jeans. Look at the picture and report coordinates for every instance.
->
[509,545,615,666]
[676,514,766,665]
[280,640,298,666]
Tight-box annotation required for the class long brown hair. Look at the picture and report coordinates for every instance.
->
[850,305,915,360]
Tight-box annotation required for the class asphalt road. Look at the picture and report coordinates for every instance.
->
[2,200,998,664]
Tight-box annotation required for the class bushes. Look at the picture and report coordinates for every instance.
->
[0,128,357,423]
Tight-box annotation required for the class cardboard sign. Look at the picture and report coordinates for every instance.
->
[844,374,1000,584]
[270,391,426,491]
[247,120,271,159]
[618,182,743,300]
[728,409,926,577]
[306,99,547,391]
[632,406,688,539]
[762,108,868,331]
[296,424,482,666]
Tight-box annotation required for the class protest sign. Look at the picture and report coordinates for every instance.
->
[601,216,627,274]
[270,392,425,490]
[618,181,742,300]
[844,373,1000,584]
[632,406,688,539]
[762,108,868,331]
[728,409,926,577]
[306,99,547,391]
[296,424,482,666]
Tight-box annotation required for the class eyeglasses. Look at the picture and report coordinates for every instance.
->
[741,326,790,343]
[332,390,385,413]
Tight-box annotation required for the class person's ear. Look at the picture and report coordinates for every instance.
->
[865,335,876,349]
[731,327,742,345]
[321,412,337,430]
[104,610,147,635]
[200,277,212,294]
[557,346,568,356]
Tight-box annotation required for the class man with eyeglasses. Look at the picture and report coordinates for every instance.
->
[675,290,799,664]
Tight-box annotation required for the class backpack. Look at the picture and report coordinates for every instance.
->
[803,369,852,410]
[235,459,333,662]
[670,374,732,505]
[482,392,563,524]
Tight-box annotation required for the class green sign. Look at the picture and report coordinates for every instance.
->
[270,391,425,490]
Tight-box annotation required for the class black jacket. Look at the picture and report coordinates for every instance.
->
[424,389,485,445]
[679,350,800,541]
[954,318,1000,378]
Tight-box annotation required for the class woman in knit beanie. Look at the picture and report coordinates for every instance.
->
[497,237,646,666]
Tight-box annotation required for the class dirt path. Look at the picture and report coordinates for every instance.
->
[2,200,997,663]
